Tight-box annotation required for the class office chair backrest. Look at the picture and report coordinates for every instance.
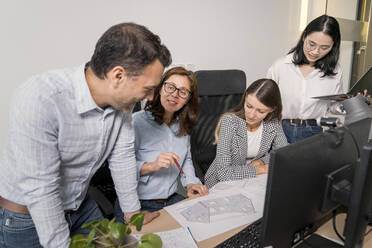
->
[191,70,246,182]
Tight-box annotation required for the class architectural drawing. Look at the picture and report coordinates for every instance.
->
[180,193,255,223]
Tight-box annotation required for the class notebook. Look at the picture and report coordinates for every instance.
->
[312,66,372,101]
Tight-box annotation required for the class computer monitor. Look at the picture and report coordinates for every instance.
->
[343,143,372,247]
[260,117,372,248]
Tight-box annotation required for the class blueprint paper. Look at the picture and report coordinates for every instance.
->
[165,174,268,241]
[132,227,198,248]
[210,174,268,193]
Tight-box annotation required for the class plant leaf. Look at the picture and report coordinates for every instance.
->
[82,220,101,229]
[109,222,127,242]
[129,213,144,231]
[101,218,110,228]
[136,243,152,248]
[86,229,96,245]
[109,217,116,226]
[69,234,87,248]
[141,234,162,248]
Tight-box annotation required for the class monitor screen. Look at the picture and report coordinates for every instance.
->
[343,143,372,247]
[260,118,371,248]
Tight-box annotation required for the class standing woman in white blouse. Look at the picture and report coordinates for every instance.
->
[267,15,342,143]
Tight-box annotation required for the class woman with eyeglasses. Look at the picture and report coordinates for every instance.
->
[267,15,343,143]
[114,67,208,220]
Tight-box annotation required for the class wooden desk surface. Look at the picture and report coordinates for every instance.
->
[134,207,249,248]
[316,213,372,247]
[136,210,372,248]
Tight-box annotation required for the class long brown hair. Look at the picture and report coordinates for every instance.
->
[145,66,199,136]
[214,78,282,143]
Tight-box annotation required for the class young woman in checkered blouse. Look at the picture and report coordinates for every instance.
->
[204,79,288,188]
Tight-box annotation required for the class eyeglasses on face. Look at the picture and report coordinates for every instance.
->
[304,39,332,53]
[163,82,192,99]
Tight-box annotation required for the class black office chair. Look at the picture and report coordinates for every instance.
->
[89,101,143,218]
[190,70,246,183]
[89,161,116,218]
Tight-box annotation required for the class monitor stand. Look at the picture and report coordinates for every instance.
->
[296,234,343,248]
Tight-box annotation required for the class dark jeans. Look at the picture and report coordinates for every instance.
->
[0,195,103,248]
[282,120,323,144]
[114,193,185,224]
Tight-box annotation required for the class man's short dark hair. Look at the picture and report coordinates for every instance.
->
[90,22,172,79]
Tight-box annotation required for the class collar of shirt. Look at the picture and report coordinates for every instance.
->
[284,53,294,64]
[285,53,322,80]
[144,110,179,133]
[74,64,114,115]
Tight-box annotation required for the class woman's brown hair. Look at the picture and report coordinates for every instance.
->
[145,66,199,136]
[214,78,282,143]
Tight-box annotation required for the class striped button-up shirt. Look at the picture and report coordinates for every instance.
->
[0,64,140,247]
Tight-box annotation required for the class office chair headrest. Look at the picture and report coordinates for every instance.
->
[195,70,246,96]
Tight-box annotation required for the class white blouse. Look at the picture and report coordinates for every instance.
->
[267,53,343,120]
[246,121,263,164]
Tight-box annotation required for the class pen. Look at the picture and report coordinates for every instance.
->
[187,226,197,244]
[174,160,185,175]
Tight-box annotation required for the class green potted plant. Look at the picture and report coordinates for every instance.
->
[69,213,162,248]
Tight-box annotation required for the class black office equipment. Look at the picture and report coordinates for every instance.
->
[89,161,115,218]
[342,144,372,247]
[260,116,372,248]
[190,70,246,182]
[215,218,262,248]
[312,66,372,101]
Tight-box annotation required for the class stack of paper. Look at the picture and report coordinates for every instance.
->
[165,174,268,241]
[133,227,198,248]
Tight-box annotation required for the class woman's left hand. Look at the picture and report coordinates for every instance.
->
[356,89,371,98]
[250,159,269,174]
[250,159,264,167]
[186,184,209,197]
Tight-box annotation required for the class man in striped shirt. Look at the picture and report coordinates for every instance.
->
[0,22,171,248]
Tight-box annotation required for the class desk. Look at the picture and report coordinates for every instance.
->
[316,213,372,247]
[134,207,249,248]
[136,210,372,248]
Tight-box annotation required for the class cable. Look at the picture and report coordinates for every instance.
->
[364,227,372,237]
[325,125,360,243]
[332,210,345,242]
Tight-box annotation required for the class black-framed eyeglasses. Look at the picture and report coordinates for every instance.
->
[163,82,192,99]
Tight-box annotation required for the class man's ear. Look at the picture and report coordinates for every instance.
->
[107,66,126,89]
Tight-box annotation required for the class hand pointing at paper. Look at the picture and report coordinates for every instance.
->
[186,184,209,198]
[140,152,180,175]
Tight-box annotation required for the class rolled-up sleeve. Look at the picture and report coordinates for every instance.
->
[108,113,141,213]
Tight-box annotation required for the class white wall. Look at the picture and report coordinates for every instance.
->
[0,0,355,151]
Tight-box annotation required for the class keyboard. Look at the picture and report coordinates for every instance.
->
[216,218,262,248]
